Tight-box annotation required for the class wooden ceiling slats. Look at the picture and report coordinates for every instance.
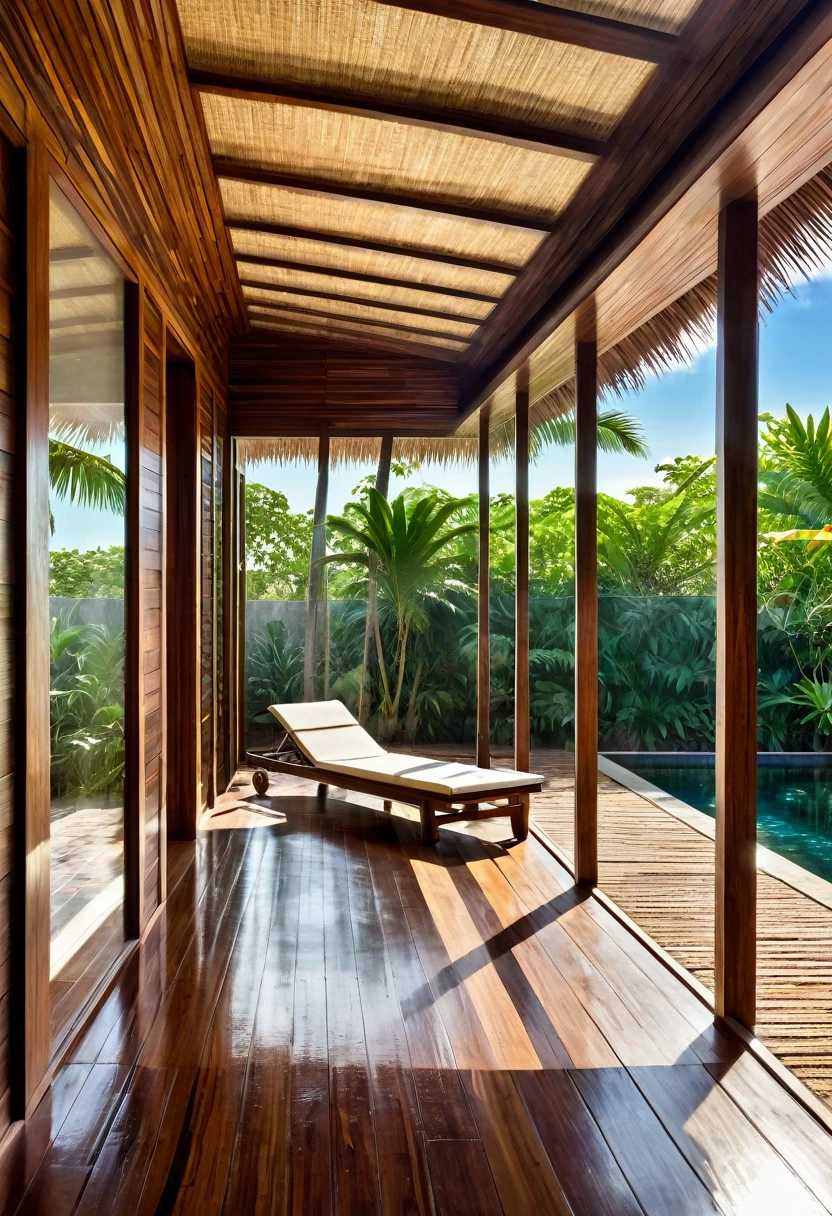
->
[248,299,473,342]
[249,318,464,361]
[369,0,679,61]
[213,159,556,230]
[227,220,523,275]
[239,276,486,323]
[190,70,606,161]
[233,252,502,302]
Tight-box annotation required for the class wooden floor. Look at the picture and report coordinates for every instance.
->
[4,770,832,1214]
[529,749,832,1107]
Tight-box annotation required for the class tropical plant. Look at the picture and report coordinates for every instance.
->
[324,488,478,737]
[531,408,649,458]
[245,483,313,600]
[49,438,125,524]
[784,676,832,740]
[50,545,125,597]
[246,620,304,733]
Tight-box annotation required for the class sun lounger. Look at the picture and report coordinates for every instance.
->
[246,699,543,845]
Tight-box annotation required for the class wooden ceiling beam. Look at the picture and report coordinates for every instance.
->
[370,0,678,61]
[238,276,484,324]
[241,323,463,363]
[192,70,605,160]
[214,159,555,230]
[227,219,522,275]
[234,252,501,303]
[248,299,470,343]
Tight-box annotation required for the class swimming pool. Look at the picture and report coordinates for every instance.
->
[607,755,832,884]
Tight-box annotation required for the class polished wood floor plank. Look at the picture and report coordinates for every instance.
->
[289,821,332,1216]
[571,1067,720,1216]
[630,1062,828,1214]
[513,1069,643,1216]
[5,773,832,1216]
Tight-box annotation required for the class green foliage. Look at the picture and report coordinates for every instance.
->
[245,482,313,600]
[50,546,125,597]
[49,439,126,516]
[246,620,304,730]
[532,408,649,458]
[50,613,125,799]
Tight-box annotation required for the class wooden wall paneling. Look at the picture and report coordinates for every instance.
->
[514,370,530,773]
[477,408,490,769]
[0,124,20,1136]
[18,133,50,1118]
[199,378,215,811]
[715,198,759,1029]
[165,348,200,840]
[142,293,166,916]
[124,280,144,939]
[574,318,599,888]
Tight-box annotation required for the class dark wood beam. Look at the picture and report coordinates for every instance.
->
[248,314,463,362]
[248,299,470,344]
[214,159,555,230]
[227,219,524,275]
[235,252,501,303]
[574,314,598,888]
[192,70,605,160]
[715,197,758,1030]
[477,408,490,769]
[459,0,832,418]
[239,277,482,325]
[49,283,117,300]
[514,368,530,773]
[371,0,677,60]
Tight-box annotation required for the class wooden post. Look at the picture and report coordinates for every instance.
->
[477,409,491,769]
[303,429,330,701]
[515,369,530,772]
[574,315,599,887]
[715,197,759,1029]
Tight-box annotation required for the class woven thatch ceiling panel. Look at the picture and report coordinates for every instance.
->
[236,259,493,318]
[250,316,466,351]
[550,0,698,34]
[220,179,543,266]
[181,0,652,141]
[229,229,514,297]
[202,94,592,219]
[245,289,477,337]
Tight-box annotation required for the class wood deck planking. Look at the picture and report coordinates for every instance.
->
[3,771,832,1213]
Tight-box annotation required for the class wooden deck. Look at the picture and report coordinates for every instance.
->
[4,769,832,1213]
[528,749,832,1109]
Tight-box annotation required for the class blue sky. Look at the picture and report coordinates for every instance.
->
[52,271,832,548]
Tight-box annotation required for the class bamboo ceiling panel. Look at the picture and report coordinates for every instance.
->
[202,95,592,220]
[237,259,493,318]
[251,316,466,351]
[244,289,477,336]
[180,0,653,140]
[220,179,544,266]
[229,229,514,297]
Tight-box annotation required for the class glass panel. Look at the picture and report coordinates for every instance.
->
[757,262,832,1105]
[593,353,717,993]
[490,429,515,760]
[48,182,126,1041]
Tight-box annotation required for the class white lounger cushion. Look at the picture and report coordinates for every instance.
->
[269,700,541,797]
[326,754,543,798]
[269,701,385,765]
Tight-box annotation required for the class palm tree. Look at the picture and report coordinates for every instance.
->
[532,408,649,458]
[49,438,126,517]
[759,406,832,526]
[324,488,478,738]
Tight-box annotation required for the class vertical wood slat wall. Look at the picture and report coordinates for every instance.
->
[0,130,16,1139]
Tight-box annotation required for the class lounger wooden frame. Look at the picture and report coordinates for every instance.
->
[246,732,540,845]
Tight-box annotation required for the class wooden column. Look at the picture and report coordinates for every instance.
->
[574,317,599,887]
[303,429,330,701]
[515,369,530,772]
[17,135,51,1117]
[124,281,145,938]
[715,197,759,1028]
[477,409,491,768]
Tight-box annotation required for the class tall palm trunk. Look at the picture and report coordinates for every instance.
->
[358,434,393,722]
[303,432,330,701]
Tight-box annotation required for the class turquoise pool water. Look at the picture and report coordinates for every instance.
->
[614,760,832,883]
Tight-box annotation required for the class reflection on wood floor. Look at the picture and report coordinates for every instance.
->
[4,770,832,1214]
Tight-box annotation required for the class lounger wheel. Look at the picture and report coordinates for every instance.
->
[317,783,328,804]
[252,769,270,796]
